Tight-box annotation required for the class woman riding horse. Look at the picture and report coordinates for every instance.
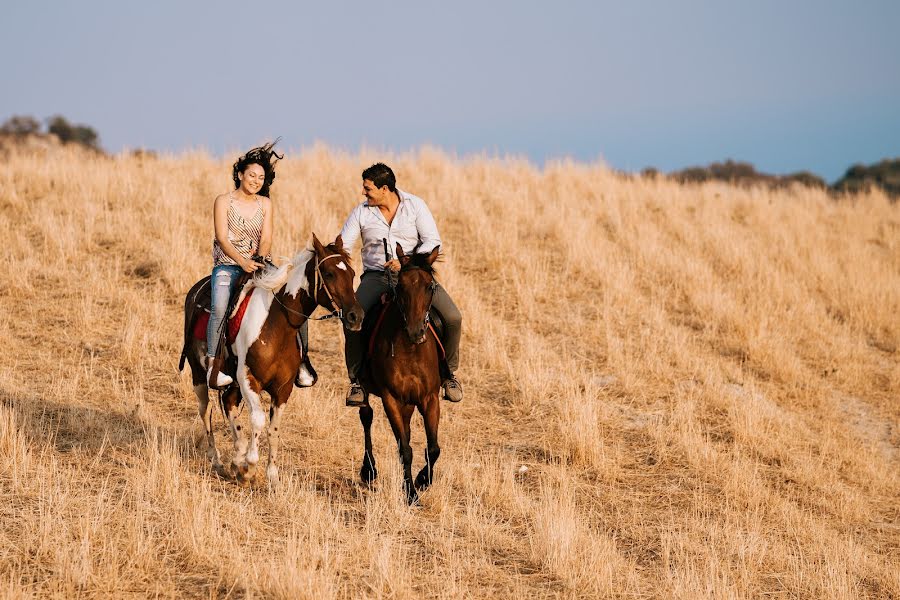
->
[205,141,315,390]
[181,234,363,485]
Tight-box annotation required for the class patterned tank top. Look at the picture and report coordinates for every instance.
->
[212,193,265,266]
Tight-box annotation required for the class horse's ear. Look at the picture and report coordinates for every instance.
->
[427,245,440,265]
[333,234,344,252]
[396,242,410,265]
[312,232,325,255]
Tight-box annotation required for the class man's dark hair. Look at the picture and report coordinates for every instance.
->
[233,140,283,197]
[362,163,397,192]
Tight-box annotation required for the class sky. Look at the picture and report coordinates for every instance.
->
[3,0,899,182]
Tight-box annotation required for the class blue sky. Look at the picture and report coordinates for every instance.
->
[4,0,898,181]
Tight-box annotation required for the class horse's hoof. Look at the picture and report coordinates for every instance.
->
[360,465,378,484]
[414,470,432,491]
[231,462,249,481]
[404,482,419,506]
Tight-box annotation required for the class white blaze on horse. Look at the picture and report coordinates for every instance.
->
[180,234,362,487]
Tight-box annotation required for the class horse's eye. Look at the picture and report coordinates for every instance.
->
[325,272,334,280]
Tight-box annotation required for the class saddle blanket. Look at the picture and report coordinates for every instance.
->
[192,288,255,345]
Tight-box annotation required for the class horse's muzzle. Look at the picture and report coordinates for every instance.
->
[343,306,363,332]
[407,324,427,345]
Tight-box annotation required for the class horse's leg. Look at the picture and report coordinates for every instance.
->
[415,393,441,491]
[359,404,377,483]
[383,394,417,504]
[265,380,292,492]
[195,383,224,474]
[236,363,266,471]
[222,387,248,479]
[187,342,225,474]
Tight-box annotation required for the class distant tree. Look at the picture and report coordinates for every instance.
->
[0,115,41,137]
[671,160,763,184]
[832,159,900,199]
[780,171,827,190]
[46,115,101,151]
[669,159,831,192]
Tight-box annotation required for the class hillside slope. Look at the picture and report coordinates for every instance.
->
[0,147,897,598]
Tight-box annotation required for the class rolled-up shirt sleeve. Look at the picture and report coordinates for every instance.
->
[339,205,362,255]
[414,198,442,253]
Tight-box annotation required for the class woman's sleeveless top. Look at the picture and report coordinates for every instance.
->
[213,193,264,266]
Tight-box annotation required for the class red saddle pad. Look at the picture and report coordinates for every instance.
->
[192,289,255,345]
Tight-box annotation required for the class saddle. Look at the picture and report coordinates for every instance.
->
[362,294,450,379]
[189,273,257,385]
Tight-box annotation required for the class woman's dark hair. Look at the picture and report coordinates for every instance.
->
[232,140,283,197]
[362,162,397,193]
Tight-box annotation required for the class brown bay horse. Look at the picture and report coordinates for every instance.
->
[181,234,362,487]
[358,244,444,504]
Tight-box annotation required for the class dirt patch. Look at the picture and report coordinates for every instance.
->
[838,394,898,463]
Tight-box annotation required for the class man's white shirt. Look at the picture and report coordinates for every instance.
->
[340,188,442,272]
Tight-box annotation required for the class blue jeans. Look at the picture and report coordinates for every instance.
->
[206,264,244,358]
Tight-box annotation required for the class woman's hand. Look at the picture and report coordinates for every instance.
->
[239,257,260,273]
[385,259,401,272]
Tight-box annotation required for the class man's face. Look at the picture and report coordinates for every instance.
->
[363,179,390,207]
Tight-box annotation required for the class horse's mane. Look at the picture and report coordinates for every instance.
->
[250,245,314,298]
[401,251,439,275]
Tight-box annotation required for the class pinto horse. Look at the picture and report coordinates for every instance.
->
[358,244,444,504]
[181,234,362,487]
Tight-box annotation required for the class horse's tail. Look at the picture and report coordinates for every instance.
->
[179,311,192,371]
[181,276,210,373]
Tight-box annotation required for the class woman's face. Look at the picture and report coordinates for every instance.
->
[238,163,266,195]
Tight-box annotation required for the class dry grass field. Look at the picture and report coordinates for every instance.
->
[0,145,898,599]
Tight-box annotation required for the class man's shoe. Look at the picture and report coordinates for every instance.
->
[207,358,233,390]
[294,356,318,388]
[346,382,367,407]
[443,377,463,402]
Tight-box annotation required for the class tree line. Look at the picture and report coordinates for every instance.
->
[2,114,897,199]
[1,114,101,152]
[642,159,899,199]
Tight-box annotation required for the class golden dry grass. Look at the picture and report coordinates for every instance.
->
[0,145,897,599]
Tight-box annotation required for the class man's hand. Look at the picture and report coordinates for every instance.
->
[385,259,401,272]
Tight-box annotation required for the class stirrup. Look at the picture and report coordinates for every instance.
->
[443,377,463,402]
[346,382,367,407]
[294,357,318,388]
[208,365,233,389]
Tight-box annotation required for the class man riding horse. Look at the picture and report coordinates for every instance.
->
[340,163,463,406]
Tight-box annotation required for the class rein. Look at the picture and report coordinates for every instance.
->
[271,253,347,327]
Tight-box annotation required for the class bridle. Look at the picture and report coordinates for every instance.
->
[272,252,349,327]
[394,265,438,329]
[311,253,348,321]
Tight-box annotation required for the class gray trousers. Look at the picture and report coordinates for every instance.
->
[345,270,462,380]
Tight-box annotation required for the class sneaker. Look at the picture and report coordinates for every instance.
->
[294,356,318,388]
[443,376,463,402]
[207,365,233,389]
[346,382,367,407]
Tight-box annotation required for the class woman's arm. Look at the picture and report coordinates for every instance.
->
[213,194,257,272]
[258,196,273,259]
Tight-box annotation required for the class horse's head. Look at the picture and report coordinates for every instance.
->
[395,243,440,344]
[311,233,364,331]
